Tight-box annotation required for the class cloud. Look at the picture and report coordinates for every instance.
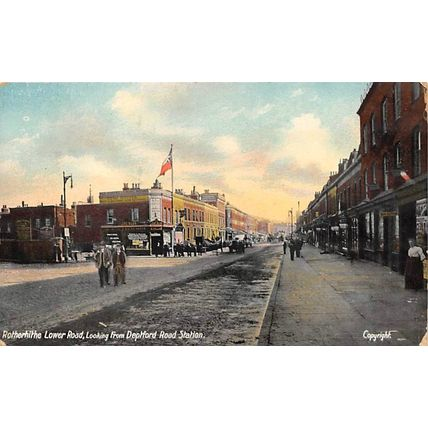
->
[278,113,341,174]
[111,85,203,137]
[291,88,304,97]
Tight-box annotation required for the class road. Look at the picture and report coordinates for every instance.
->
[1,245,282,345]
[259,244,427,345]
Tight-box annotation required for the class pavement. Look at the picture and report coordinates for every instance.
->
[259,244,427,346]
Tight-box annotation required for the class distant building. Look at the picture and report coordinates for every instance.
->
[0,202,75,262]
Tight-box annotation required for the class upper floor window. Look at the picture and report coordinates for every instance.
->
[45,218,51,227]
[394,83,401,120]
[371,113,376,146]
[130,208,139,222]
[364,169,369,198]
[35,218,41,229]
[394,142,402,168]
[167,208,171,224]
[107,208,114,224]
[381,98,388,133]
[163,207,167,223]
[84,214,92,227]
[383,154,389,191]
[363,123,369,154]
[371,162,377,184]
[412,82,421,101]
[412,126,422,177]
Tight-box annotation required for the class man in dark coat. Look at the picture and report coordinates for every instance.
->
[95,242,112,287]
[289,239,295,261]
[112,245,127,286]
[296,238,303,258]
[283,239,287,254]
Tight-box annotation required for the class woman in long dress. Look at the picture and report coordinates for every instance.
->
[404,239,426,290]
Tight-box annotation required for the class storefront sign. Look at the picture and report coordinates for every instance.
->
[380,211,398,217]
[128,233,148,241]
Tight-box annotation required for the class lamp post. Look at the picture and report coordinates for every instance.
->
[63,171,73,262]
[288,208,294,236]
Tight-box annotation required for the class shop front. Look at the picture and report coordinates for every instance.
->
[101,220,172,256]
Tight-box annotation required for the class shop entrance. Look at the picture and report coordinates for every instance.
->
[150,233,163,256]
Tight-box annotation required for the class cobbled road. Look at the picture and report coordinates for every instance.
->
[2,245,282,346]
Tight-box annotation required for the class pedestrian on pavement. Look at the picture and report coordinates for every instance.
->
[95,242,112,288]
[296,238,303,258]
[283,239,287,254]
[112,244,127,286]
[163,243,170,257]
[404,239,426,290]
[289,239,295,261]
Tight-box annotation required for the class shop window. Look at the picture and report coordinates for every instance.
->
[381,98,388,133]
[412,126,421,177]
[383,154,389,191]
[412,82,421,101]
[371,113,376,146]
[364,212,374,250]
[394,83,401,120]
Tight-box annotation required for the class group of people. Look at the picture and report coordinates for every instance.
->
[94,242,127,288]
[283,236,303,261]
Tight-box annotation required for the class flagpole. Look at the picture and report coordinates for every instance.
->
[171,144,175,257]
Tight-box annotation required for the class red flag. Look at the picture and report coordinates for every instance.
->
[400,171,411,182]
[158,148,172,177]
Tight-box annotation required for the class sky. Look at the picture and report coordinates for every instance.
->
[0,82,367,223]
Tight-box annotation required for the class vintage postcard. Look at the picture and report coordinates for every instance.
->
[0,82,427,346]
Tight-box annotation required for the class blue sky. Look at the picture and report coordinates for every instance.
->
[0,82,366,221]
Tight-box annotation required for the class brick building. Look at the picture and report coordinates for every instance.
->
[0,202,75,262]
[303,82,427,274]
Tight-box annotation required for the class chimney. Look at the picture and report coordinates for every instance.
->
[123,183,129,191]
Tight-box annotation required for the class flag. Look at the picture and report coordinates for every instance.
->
[158,148,172,177]
[400,171,411,182]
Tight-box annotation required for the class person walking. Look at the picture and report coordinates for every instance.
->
[112,244,127,286]
[404,239,426,290]
[296,238,303,258]
[289,239,295,261]
[283,239,287,255]
[95,242,112,288]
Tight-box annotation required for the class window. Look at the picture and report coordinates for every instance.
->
[107,208,114,224]
[84,214,92,227]
[413,126,422,177]
[383,154,389,191]
[7,222,11,233]
[364,169,369,198]
[381,98,388,133]
[45,218,51,227]
[130,208,139,222]
[371,113,376,146]
[35,218,41,229]
[371,162,377,184]
[394,142,402,168]
[363,123,369,153]
[412,82,421,101]
[167,208,171,224]
[163,207,167,222]
[394,83,401,120]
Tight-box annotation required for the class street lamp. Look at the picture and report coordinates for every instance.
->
[288,208,294,236]
[63,171,73,262]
